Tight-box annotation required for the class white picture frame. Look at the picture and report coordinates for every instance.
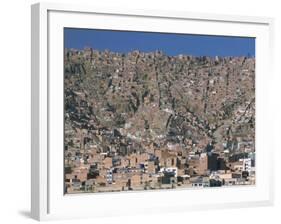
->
[31,2,275,221]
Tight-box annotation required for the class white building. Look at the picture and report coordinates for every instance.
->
[239,158,252,172]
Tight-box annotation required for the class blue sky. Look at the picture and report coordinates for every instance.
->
[64,28,255,57]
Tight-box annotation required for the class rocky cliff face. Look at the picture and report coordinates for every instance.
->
[64,48,255,154]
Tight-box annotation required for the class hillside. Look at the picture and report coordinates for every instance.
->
[64,48,255,156]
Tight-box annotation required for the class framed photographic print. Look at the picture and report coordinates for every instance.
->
[31,2,274,221]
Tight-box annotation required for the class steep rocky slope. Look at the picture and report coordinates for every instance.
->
[64,48,255,154]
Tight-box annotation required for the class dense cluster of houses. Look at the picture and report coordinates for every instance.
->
[64,48,255,193]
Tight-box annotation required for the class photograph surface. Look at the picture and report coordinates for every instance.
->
[64,28,255,194]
